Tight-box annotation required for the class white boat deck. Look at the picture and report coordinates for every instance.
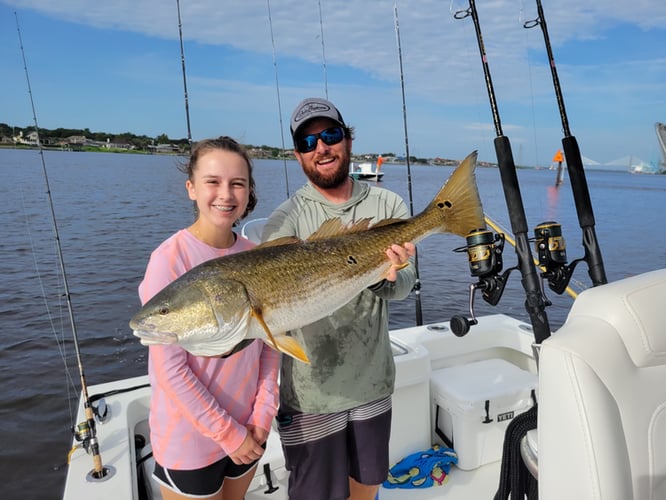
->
[64,314,537,500]
[247,461,503,500]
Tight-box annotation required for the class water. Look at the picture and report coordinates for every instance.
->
[1,148,664,499]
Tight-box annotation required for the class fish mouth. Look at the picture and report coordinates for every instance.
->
[132,329,179,345]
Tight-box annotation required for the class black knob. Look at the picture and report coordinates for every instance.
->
[450,315,477,337]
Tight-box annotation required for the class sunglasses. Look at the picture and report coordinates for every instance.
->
[295,126,345,153]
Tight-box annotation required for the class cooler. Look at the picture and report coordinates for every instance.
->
[430,358,537,470]
[389,338,431,464]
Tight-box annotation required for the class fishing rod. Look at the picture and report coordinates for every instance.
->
[393,0,424,325]
[266,0,291,198]
[14,12,111,481]
[176,0,193,152]
[318,0,329,99]
[524,0,608,288]
[452,0,552,344]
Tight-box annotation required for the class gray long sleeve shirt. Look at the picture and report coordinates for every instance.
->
[262,178,417,413]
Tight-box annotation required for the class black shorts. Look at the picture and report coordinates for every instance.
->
[153,446,263,497]
[277,396,392,500]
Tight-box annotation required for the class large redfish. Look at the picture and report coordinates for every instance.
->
[130,151,485,363]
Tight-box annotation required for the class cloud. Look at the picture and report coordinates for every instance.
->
[2,0,665,164]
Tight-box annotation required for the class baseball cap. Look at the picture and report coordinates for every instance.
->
[290,97,346,138]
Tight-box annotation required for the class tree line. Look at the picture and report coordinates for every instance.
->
[0,123,189,150]
[1,122,432,163]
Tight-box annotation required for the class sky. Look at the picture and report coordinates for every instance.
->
[1,0,665,167]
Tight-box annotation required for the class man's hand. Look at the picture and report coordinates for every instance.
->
[385,242,416,282]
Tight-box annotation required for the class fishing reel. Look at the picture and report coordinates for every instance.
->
[70,398,108,455]
[450,228,516,336]
[72,420,95,454]
[533,221,583,295]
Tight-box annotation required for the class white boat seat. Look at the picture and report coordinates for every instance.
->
[241,217,268,244]
[538,268,666,500]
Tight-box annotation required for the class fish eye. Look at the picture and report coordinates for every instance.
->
[159,306,169,316]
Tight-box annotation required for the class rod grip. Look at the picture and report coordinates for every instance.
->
[562,136,608,286]
[494,136,552,344]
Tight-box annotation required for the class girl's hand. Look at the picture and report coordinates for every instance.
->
[228,430,265,465]
[247,424,269,446]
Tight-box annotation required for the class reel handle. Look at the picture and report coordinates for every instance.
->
[450,315,478,337]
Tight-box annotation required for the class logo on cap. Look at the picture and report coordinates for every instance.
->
[293,102,332,124]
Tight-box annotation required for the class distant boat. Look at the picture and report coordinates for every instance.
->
[629,160,661,175]
[350,156,384,181]
[628,125,666,174]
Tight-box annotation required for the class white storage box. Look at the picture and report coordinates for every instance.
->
[430,358,537,470]
[390,338,431,464]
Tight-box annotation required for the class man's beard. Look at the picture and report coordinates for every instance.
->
[305,156,350,189]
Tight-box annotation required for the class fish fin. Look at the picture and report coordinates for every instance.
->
[378,261,410,280]
[371,217,404,228]
[273,334,310,364]
[425,150,486,237]
[307,217,374,240]
[254,236,301,249]
[250,306,279,348]
[392,262,410,272]
[250,307,310,363]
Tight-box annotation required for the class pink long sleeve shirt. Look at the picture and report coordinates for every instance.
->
[138,229,280,470]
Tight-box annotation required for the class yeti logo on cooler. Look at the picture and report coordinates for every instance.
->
[497,411,515,422]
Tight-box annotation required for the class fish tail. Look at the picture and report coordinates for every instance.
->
[426,150,486,237]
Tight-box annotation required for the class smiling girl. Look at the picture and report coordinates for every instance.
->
[137,137,279,500]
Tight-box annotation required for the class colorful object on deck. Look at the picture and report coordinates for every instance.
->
[383,444,458,489]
